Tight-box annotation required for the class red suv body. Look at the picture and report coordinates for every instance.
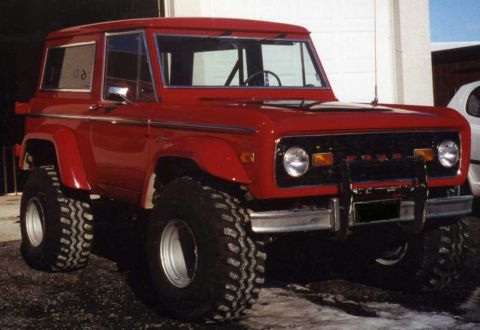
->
[16,18,473,322]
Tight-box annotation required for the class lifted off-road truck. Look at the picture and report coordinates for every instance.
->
[16,18,473,322]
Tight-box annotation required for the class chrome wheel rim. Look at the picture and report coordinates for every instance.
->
[25,198,45,247]
[160,219,198,288]
[375,243,409,266]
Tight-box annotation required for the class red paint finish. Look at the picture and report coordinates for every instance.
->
[20,131,91,190]
[47,17,310,39]
[19,17,471,206]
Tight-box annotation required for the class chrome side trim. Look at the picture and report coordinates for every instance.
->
[249,195,473,234]
[27,113,92,121]
[276,130,458,140]
[27,112,145,126]
[150,120,256,134]
[26,113,255,134]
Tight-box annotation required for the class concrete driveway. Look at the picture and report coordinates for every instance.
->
[0,194,21,242]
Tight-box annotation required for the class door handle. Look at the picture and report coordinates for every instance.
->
[89,103,104,112]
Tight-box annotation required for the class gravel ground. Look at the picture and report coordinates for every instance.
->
[1,198,480,329]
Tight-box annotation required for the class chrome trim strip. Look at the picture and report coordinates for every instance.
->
[48,41,96,48]
[154,33,310,40]
[26,113,255,134]
[150,120,256,134]
[104,30,146,37]
[276,130,459,142]
[424,195,473,219]
[28,113,91,121]
[249,195,473,234]
[27,113,146,126]
[249,208,334,234]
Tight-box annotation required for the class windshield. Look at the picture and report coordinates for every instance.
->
[155,35,327,88]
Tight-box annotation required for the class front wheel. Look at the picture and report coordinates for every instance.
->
[366,219,467,291]
[147,177,266,322]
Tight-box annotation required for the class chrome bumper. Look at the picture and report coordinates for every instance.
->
[249,195,473,234]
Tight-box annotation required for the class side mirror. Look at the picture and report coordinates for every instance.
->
[107,86,133,105]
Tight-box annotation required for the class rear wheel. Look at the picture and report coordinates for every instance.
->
[147,177,265,322]
[367,219,467,291]
[20,165,93,271]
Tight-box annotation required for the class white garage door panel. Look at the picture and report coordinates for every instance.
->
[165,0,427,105]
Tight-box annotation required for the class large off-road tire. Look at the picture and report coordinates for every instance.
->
[20,165,93,271]
[147,177,266,322]
[366,219,467,291]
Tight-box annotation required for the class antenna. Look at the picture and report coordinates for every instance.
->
[371,0,378,106]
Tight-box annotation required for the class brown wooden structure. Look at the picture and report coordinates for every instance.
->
[432,44,480,107]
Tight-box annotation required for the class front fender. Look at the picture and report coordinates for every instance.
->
[20,129,91,190]
[177,136,251,184]
[140,136,251,208]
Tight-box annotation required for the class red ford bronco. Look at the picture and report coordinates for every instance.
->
[16,17,473,322]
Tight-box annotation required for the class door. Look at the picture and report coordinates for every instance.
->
[90,31,157,200]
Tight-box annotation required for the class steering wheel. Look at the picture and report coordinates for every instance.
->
[244,70,282,86]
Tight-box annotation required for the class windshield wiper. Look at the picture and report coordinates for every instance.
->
[301,100,327,108]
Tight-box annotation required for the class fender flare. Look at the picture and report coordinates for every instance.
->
[140,136,251,208]
[20,130,91,190]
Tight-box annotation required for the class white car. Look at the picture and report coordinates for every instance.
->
[448,81,480,197]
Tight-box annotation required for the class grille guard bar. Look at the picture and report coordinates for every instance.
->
[250,157,471,234]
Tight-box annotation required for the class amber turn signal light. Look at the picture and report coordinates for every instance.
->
[312,152,334,167]
[239,152,255,164]
[414,148,434,162]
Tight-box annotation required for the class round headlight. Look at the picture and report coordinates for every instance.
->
[283,146,309,177]
[437,140,459,168]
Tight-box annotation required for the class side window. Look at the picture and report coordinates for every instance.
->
[467,87,480,117]
[41,43,95,91]
[104,32,155,102]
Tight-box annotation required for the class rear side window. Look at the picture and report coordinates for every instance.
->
[41,43,95,91]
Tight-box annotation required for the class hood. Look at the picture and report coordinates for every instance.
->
[156,99,469,138]
[215,100,468,136]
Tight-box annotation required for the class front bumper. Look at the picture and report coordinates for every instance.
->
[249,195,473,234]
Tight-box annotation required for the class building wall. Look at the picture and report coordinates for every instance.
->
[432,45,480,106]
[392,0,434,106]
[164,0,434,105]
